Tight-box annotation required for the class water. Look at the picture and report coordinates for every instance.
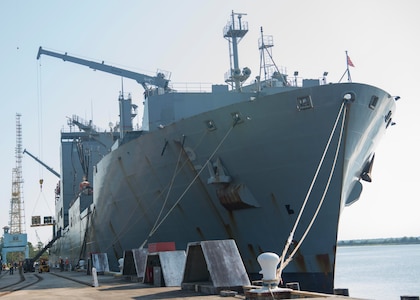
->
[334,244,420,300]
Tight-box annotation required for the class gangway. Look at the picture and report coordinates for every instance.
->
[32,231,61,262]
[23,232,61,272]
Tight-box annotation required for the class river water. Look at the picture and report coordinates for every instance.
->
[334,244,420,299]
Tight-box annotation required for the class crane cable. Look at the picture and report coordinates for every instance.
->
[33,56,54,219]
[31,189,54,218]
[278,101,347,277]
[37,59,44,189]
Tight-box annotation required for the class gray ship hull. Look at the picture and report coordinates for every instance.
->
[51,82,395,293]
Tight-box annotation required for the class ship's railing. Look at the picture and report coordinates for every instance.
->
[169,82,213,93]
[290,76,303,87]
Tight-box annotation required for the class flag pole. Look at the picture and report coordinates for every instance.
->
[346,50,352,82]
[339,51,354,83]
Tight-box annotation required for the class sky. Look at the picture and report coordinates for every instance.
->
[0,0,419,246]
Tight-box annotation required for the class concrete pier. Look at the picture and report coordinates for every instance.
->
[0,268,368,299]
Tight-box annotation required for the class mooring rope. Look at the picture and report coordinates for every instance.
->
[102,131,206,250]
[98,129,208,254]
[148,137,185,241]
[139,120,238,248]
[278,101,347,277]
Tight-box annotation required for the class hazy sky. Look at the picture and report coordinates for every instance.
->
[0,0,419,246]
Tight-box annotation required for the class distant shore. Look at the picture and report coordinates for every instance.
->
[338,236,420,246]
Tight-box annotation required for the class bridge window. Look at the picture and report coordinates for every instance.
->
[297,95,313,110]
[369,95,379,109]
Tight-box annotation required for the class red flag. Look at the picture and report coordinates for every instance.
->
[347,55,355,67]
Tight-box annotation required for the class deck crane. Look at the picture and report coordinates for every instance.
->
[23,149,60,178]
[36,47,170,92]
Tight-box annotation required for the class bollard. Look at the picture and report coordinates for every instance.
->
[91,267,99,287]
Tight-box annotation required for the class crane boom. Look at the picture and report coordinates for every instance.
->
[36,47,170,91]
[23,149,60,178]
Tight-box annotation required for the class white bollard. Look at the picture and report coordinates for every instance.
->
[248,252,292,294]
[257,252,280,281]
[92,267,99,287]
[118,258,124,274]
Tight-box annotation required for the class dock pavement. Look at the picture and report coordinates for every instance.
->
[0,268,365,299]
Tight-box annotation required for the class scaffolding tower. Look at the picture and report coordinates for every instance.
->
[10,113,26,234]
[2,113,29,262]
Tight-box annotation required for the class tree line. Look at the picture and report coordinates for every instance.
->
[338,236,420,246]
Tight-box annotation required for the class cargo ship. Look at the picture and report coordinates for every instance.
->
[36,11,396,293]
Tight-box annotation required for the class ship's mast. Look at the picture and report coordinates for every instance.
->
[258,27,288,87]
[223,11,250,91]
[259,27,274,83]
